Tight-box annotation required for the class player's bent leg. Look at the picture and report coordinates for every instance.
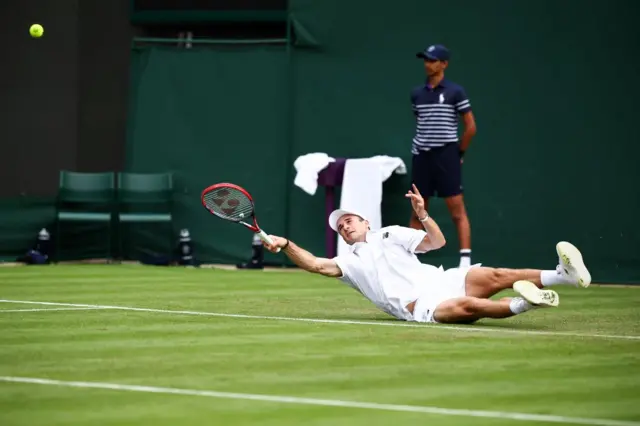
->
[464,266,543,299]
[463,241,592,298]
[431,288,559,324]
[432,296,516,324]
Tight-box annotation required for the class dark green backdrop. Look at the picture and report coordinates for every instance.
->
[124,0,640,283]
[126,45,290,263]
[3,0,638,283]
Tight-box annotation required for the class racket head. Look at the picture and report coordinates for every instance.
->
[201,183,259,231]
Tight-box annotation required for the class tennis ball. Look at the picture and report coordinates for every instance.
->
[30,24,44,38]
[239,213,245,218]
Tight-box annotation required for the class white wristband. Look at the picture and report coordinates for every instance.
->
[418,213,429,223]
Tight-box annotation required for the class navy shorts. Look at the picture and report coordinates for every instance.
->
[411,143,463,198]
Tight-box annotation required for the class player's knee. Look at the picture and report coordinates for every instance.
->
[493,268,511,283]
[457,298,480,316]
[433,298,480,323]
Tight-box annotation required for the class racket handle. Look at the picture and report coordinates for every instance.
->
[257,230,281,253]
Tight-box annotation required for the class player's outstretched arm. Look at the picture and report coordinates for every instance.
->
[263,236,342,278]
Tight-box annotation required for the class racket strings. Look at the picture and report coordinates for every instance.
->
[203,187,254,221]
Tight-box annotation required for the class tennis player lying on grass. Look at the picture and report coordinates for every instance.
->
[263,184,592,324]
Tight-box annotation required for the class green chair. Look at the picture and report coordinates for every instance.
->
[55,170,116,262]
[116,172,174,259]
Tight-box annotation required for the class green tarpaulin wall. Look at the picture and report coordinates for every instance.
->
[2,0,639,283]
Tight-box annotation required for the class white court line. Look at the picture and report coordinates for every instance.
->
[0,307,107,313]
[0,299,638,341]
[0,376,637,426]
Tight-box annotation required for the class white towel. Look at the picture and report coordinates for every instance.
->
[293,153,335,196]
[337,155,407,257]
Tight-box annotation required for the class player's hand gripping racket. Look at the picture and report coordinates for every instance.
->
[201,183,280,253]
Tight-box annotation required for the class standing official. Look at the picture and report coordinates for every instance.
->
[409,44,477,267]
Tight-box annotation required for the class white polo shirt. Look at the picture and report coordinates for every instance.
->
[332,225,444,321]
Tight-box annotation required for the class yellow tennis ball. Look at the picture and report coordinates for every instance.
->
[30,24,44,38]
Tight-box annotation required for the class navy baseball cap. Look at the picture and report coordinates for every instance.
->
[416,44,450,61]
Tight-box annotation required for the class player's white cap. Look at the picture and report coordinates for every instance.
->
[328,209,368,232]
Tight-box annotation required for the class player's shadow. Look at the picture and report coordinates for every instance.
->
[468,320,549,331]
[344,315,551,331]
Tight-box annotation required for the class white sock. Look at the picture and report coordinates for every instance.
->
[541,270,568,286]
[459,249,471,268]
[509,297,533,314]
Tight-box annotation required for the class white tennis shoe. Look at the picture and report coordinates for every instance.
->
[514,280,559,308]
[556,241,592,288]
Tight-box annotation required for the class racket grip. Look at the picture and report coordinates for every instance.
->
[257,230,281,253]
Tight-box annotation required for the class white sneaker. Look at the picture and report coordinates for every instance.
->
[514,280,559,307]
[556,241,591,288]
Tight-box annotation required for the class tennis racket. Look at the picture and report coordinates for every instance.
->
[201,183,280,253]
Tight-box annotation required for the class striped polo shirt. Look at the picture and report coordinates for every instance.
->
[410,79,472,154]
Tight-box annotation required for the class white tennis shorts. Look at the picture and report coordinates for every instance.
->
[411,264,481,323]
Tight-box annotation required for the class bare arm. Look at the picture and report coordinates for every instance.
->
[405,184,446,251]
[263,236,342,278]
[415,213,446,251]
[459,111,477,155]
